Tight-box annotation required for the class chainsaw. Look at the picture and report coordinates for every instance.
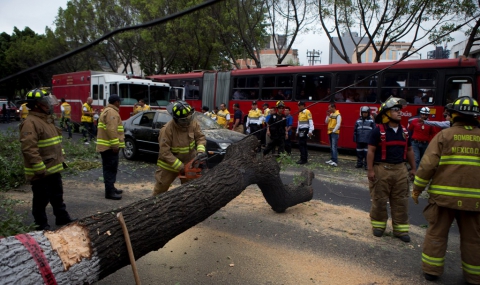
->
[178,155,208,179]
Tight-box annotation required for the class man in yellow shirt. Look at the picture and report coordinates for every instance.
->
[325,103,341,167]
[216,103,230,129]
[133,99,151,115]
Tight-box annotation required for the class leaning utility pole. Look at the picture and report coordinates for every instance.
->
[307,50,322,65]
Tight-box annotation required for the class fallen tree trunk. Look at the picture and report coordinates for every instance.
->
[0,136,314,284]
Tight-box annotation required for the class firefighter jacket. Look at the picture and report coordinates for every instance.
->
[217,109,230,128]
[96,104,125,152]
[325,110,341,134]
[20,103,29,119]
[133,104,151,115]
[61,102,71,119]
[354,116,375,143]
[413,122,480,212]
[407,118,435,142]
[81,103,94,123]
[19,111,65,181]
[246,108,263,126]
[297,109,314,134]
[157,120,206,172]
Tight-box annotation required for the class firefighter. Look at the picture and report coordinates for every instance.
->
[81,97,95,144]
[60,98,72,139]
[246,101,263,146]
[216,103,230,129]
[19,89,75,231]
[20,102,29,121]
[153,101,206,196]
[296,101,314,164]
[412,96,480,284]
[407,106,435,169]
[367,96,416,242]
[96,94,125,200]
[353,106,375,169]
[133,99,151,115]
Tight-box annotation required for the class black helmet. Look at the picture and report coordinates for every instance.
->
[24,89,58,114]
[375,96,407,124]
[169,101,194,127]
[447,96,479,116]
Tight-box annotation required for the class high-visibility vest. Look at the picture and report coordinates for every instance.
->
[20,103,29,119]
[81,103,94,123]
[61,102,71,119]
[327,110,341,134]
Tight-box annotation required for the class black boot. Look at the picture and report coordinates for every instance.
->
[105,188,122,200]
[115,189,123,194]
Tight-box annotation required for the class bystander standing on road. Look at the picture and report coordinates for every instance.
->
[412,96,480,284]
[60,98,72,139]
[216,103,230,129]
[153,101,206,196]
[81,97,95,144]
[96,95,125,200]
[263,101,286,156]
[353,106,375,169]
[284,106,293,155]
[296,101,314,164]
[408,106,435,169]
[133,99,151,115]
[231,103,244,134]
[19,89,76,230]
[367,96,415,243]
[325,103,341,167]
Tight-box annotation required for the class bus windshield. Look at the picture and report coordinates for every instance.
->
[119,84,171,106]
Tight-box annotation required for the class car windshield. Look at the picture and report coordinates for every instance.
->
[193,112,223,130]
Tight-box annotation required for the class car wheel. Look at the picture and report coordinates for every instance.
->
[123,138,137,160]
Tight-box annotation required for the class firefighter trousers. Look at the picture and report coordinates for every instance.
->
[153,168,192,196]
[422,203,480,284]
[369,162,410,236]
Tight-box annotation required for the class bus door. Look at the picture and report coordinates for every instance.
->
[91,75,107,108]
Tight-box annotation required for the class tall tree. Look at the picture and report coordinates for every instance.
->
[462,0,480,57]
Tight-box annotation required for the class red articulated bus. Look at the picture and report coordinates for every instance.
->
[51,71,171,125]
[149,58,479,149]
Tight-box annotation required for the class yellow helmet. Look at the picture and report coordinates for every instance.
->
[276,100,285,108]
[375,96,407,124]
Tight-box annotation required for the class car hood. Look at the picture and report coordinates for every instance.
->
[202,129,246,143]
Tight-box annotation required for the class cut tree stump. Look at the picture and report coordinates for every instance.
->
[0,135,314,284]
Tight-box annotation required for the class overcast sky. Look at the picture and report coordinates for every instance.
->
[0,0,467,67]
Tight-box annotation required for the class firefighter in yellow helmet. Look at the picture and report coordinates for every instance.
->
[153,101,206,196]
[19,89,75,230]
[367,96,416,242]
[412,96,480,283]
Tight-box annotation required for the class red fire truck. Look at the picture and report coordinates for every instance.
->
[51,71,172,124]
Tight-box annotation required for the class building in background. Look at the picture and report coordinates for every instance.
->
[329,32,369,64]
[353,42,420,63]
[450,39,480,60]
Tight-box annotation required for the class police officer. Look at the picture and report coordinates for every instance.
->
[20,89,75,230]
[296,101,314,164]
[96,95,125,200]
[412,96,480,284]
[353,106,375,169]
[246,101,263,137]
[367,96,416,242]
[153,101,206,196]
[60,98,72,139]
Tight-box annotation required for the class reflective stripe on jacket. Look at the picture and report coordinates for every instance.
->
[19,111,64,181]
[247,109,263,125]
[297,109,314,133]
[413,122,480,211]
[157,119,206,172]
[96,104,125,152]
[61,102,71,119]
[326,110,341,134]
[81,103,93,123]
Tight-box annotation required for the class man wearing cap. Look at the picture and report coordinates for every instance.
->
[231,103,244,133]
[96,95,125,200]
[246,101,263,145]
[296,101,314,164]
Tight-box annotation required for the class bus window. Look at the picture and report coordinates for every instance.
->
[261,75,293,101]
[381,72,436,104]
[446,78,473,103]
[296,74,331,101]
[92,84,99,100]
[232,76,259,100]
[335,73,376,103]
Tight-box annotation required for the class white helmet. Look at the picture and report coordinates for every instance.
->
[420,107,430,115]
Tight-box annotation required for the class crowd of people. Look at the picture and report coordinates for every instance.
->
[16,87,480,284]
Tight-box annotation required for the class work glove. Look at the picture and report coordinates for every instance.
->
[411,190,422,204]
[196,152,207,160]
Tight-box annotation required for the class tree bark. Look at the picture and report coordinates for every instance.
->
[0,135,314,284]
